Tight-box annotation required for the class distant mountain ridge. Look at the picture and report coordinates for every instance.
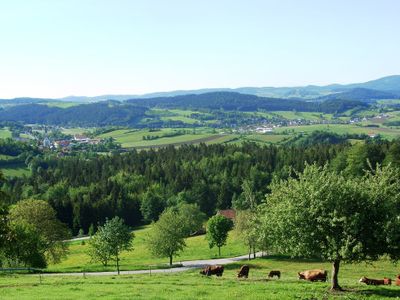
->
[0,75,399,103]
[0,92,368,126]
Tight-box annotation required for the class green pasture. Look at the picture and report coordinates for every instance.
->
[274,124,400,139]
[61,127,89,135]
[1,164,30,177]
[45,102,81,108]
[96,128,222,148]
[0,128,12,139]
[47,226,247,273]
[2,256,399,299]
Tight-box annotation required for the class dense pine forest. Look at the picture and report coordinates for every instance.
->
[2,136,400,235]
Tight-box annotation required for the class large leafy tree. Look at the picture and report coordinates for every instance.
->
[206,214,233,256]
[146,208,186,266]
[260,164,400,290]
[8,199,70,264]
[3,222,47,268]
[87,217,133,274]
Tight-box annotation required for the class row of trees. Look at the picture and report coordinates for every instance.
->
[87,203,234,270]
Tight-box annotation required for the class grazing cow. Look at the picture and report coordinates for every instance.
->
[396,275,400,286]
[200,265,224,277]
[237,265,250,278]
[298,269,327,282]
[359,277,391,285]
[268,270,281,279]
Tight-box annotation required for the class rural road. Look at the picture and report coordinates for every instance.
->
[41,252,264,277]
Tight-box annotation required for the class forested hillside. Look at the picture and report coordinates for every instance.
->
[0,92,369,126]
[0,102,147,126]
[3,137,399,235]
[127,92,367,113]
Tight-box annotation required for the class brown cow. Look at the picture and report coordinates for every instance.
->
[268,270,281,279]
[396,274,400,286]
[200,265,224,277]
[359,277,391,285]
[298,269,327,282]
[237,265,249,278]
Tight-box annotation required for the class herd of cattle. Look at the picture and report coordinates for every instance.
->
[200,265,400,286]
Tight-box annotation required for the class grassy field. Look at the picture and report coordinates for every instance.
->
[96,128,224,148]
[1,164,30,177]
[61,127,90,135]
[1,256,399,299]
[45,102,81,108]
[0,128,12,139]
[47,226,247,273]
[274,124,400,139]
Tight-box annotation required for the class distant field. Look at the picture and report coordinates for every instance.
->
[0,128,12,139]
[1,164,30,177]
[0,154,15,160]
[274,124,400,139]
[2,256,399,299]
[45,102,81,108]
[61,127,89,135]
[47,226,247,273]
[243,134,288,144]
[97,128,222,148]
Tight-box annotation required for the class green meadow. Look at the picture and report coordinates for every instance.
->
[1,164,31,177]
[274,124,400,139]
[0,128,12,139]
[96,128,223,148]
[1,256,399,299]
[47,226,247,273]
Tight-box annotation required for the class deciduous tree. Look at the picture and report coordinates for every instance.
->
[206,215,233,256]
[87,217,133,274]
[260,164,400,290]
[146,208,186,266]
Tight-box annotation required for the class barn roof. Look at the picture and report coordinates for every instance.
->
[217,209,236,220]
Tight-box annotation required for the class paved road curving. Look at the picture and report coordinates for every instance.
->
[41,252,264,277]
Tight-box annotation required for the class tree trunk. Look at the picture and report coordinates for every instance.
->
[248,247,251,260]
[116,253,120,275]
[253,246,256,259]
[169,255,173,266]
[218,246,221,256]
[331,260,342,290]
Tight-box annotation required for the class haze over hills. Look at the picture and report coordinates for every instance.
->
[1,75,399,103]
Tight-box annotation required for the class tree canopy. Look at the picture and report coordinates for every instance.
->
[8,199,70,264]
[146,208,187,266]
[206,214,233,256]
[87,217,133,274]
[260,164,400,290]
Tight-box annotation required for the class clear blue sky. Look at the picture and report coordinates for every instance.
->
[0,0,399,98]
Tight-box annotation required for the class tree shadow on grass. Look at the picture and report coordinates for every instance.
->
[354,288,400,298]
[261,254,324,263]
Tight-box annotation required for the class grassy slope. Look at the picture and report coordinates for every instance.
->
[0,128,12,139]
[97,128,221,148]
[274,124,400,139]
[1,164,30,177]
[2,257,399,299]
[47,226,247,273]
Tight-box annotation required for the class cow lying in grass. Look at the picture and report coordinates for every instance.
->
[237,265,249,278]
[359,276,392,285]
[396,275,400,286]
[200,265,224,277]
[298,269,327,282]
